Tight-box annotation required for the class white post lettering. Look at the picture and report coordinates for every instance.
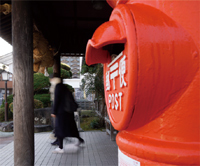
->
[112,94,115,109]
[110,62,119,90]
[110,62,118,71]
[119,55,127,88]
[119,92,123,111]
[108,94,111,108]
[110,70,118,90]
[106,71,110,91]
[115,93,118,110]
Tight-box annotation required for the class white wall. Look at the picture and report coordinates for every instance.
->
[9,64,13,73]
[63,79,81,88]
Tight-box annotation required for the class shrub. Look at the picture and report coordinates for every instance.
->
[47,67,72,79]
[34,94,50,107]
[90,118,101,129]
[61,68,72,79]
[81,110,96,118]
[9,103,13,113]
[0,107,13,122]
[65,84,74,92]
[34,67,73,95]
[61,63,71,71]
[35,89,49,94]
[1,94,13,108]
[34,99,44,109]
[0,107,5,122]
[34,73,50,93]
[9,99,44,113]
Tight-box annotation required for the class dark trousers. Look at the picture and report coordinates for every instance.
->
[58,137,63,149]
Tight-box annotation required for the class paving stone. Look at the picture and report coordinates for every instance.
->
[0,131,118,166]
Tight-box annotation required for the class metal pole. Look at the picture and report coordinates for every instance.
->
[4,80,8,121]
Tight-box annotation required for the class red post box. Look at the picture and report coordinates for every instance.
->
[86,0,199,165]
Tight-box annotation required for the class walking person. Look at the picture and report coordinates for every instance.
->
[51,75,84,153]
[49,73,61,146]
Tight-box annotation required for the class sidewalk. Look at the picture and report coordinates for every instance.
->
[0,131,14,149]
[0,131,118,166]
[0,131,14,138]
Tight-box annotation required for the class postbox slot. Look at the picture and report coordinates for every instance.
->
[103,43,124,60]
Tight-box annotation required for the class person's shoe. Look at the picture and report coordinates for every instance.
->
[75,139,85,146]
[53,147,64,153]
[51,140,59,146]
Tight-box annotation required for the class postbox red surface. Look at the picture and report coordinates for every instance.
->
[86,0,200,165]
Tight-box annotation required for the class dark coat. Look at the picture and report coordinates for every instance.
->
[52,83,79,138]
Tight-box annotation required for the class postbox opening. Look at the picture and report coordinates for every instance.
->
[103,43,124,60]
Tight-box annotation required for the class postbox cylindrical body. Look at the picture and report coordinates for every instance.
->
[86,0,199,165]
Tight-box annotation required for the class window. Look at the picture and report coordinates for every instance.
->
[9,74,12,81]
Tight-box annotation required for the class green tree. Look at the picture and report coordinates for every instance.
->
[81,62,104,99]
[1,94,13,108]
[1,63,74,118]
[61,63,71,71]
[34,94,50,107]
[81,60,105,126]
[34,64,72,94]
[34,73,50,94]
[33,63,74,107]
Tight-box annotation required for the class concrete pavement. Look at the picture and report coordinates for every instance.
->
[0,131,118,166]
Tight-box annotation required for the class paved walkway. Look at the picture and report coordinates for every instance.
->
[0,131,14,149]
[0,131,118,166]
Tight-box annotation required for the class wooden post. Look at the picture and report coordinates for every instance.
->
[53,54,61,77]
[12,1,34,165]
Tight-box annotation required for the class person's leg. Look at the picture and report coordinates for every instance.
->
[58,137,63,149]
[51,138,59,145]
[53,137,64,153]
[51,117,58,145]
[78,136,84,143]
[75,136,84,146]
